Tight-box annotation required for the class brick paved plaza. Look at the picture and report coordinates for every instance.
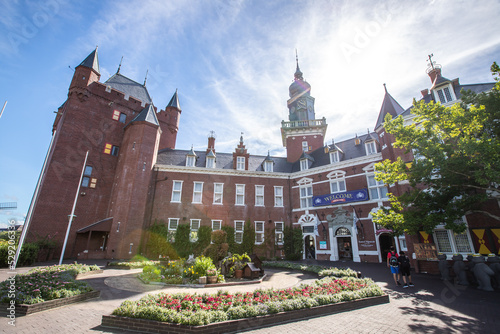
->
[1,260,498,333]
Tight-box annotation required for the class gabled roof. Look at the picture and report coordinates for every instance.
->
[374,88,406,130]
[79,48,100,74]
[130,104,159,126]
[105,73,152,104]
[166,90,181,111]
[431,74,453,89]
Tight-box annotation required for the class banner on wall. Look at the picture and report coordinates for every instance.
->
[313,189,369,207]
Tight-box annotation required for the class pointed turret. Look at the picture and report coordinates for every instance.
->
[374,84,405,131]
[129,104,159,127]
[70,47,101,90]
[166,89,181,111]
[79,47,100,74]
[157,90,182,150]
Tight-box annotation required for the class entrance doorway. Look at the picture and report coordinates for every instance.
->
[335,227,352,260]
[337,237,352,259]
[304,235,315,259]
[379,233,394,262]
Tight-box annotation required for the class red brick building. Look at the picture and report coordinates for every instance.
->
[26,49,499,266]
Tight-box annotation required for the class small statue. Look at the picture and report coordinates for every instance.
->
[452,254,468,286]
[438,253,450,280]
[487,254,500,289]
[466,254,478,286]
[472,256,494,291]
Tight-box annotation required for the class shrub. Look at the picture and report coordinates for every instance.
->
[283,226,302,260]
[143,229,178,260]
[184,255,215,280]
[193,226,212,256]
[240,220,255,255]
[173,224,192,258]
[203,230,228,265]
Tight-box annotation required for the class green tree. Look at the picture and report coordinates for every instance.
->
[283,226,303,260]
[373,62,500,234]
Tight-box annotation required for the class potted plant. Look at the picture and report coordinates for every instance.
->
[206,268,217,283]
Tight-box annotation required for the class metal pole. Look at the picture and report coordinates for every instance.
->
[13,130,57,269]
[59,151,89,265]
[0,101,7,118]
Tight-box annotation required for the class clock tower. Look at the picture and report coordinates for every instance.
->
[281,56,327,162]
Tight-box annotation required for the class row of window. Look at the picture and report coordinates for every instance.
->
[171,181,284,206]
[167,218,284,245]
[186,155,274,172]
[300,141,378,171]
[298,172,388,208]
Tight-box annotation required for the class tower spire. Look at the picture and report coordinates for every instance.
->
[143,69,148,86]
[294,49,303,80]
[383,83,387,93]
[117,56,123,74]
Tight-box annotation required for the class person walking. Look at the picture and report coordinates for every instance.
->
[387,246,401,286]
[398,251,414,288]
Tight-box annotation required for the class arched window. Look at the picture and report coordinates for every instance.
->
[335,227,351,236]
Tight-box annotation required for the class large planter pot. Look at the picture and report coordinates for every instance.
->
[199,276,207,284]
[207,276,218,284]
[235,269,243,279]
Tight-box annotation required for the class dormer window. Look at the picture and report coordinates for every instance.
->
[236,156,245,170]
[186,155,196,167]
[329,151,340,163]
[186,146,197,167]
[206,157,215,168]
[264,161,273,172]
[300,158,309,171]
[434,85,455,104]
[365,141,377,155]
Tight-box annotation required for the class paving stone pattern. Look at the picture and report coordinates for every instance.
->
[0,259,498,334]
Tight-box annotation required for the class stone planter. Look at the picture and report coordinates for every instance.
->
[199,276,207,284]
[207,276,217,284]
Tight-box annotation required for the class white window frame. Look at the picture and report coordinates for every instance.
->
[367,174,388,200]
[255,221,264,244]
[398,235,408,251]
[237,156,245,170]
[213,183,223,204]
[274,186,283,207]
[168,218,179,231]
[235,184,245,206]
[328,171,346,194]
[235,220,244,244]
[302,141,308,152]
[275,222,284,245]
[433,228,474,254]
[212,220,222,231]
[190,219,200,242]
[171,180,183,203]
[365,141,377,155]
[264,161,273,172]
[300,159,309,171]
[192,181,203,203]
[329,151,340,163]
[255,185,264,206]
[186,155,196,167]
[206,157,215,168]
[300,184,313,209]
[434,84,455,104]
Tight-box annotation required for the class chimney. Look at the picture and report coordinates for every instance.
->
[207,131,216,153]
[421,89,429,98]
[427,67,441,84]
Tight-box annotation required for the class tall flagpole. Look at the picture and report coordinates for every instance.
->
[59,151,89,265]
[13,130,57,269]
[0,101,7,119]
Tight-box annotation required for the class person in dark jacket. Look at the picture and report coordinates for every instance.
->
[398,251,414,288]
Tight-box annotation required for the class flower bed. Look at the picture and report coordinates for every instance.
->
[263,261,360,278]
[110,276,384,327]
[106,260,160,269]
[0,263,100,305]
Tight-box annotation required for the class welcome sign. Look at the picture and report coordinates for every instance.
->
[313,188,369,206]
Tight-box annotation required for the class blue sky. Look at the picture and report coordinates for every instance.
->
[1,0,500,228]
